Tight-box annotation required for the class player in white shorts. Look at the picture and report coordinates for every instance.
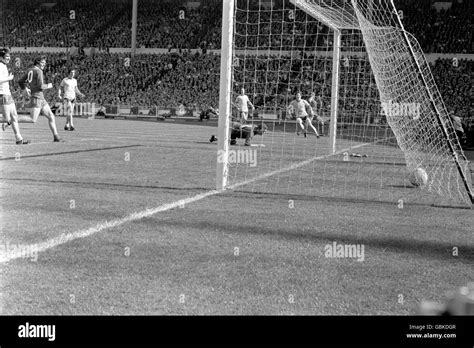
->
[308,92,325,136]
[233,87,255,123]
[58,68,84,131]
[288,91,319,138]
[0,48,30,144]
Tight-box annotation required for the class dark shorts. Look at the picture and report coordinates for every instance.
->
[29,97,48,109]
[231,124,253,140]
[300,116,308,122]
[0,94,15,106]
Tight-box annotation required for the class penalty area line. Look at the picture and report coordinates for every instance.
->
[0,142,369,263]
[0,190,220,263]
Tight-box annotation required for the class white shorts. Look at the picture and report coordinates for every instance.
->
[1,100,17,120]
[240,111,249,121]
[315,115,324,123]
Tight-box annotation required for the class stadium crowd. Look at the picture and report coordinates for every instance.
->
[431,58,472,120]
[9,51,221,110]
[91,1,207,50]
[7,50,472,125]
[2,0,125,48]
[2,0,472,125]
[2,0,472,53]
[396,0,473,54]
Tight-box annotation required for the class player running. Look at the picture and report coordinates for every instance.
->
[308,92,325,136]
[18,56,62,142]
[233,87,255,123]
[58,68,84,131]
[0,48,30,144]
[288,91,319,138]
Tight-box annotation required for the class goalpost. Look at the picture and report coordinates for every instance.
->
[217,0,473,207]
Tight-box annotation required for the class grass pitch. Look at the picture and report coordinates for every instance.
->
[0,117,473,315]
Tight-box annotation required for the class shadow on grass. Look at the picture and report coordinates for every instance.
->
[0,177,212,192]
[155,214,474,264]
[224,189,472,209]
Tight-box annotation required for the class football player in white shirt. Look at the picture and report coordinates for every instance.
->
[0,49,30,144]
[233,87,255,122]
[58,68,84,131]
[288,91,319,138]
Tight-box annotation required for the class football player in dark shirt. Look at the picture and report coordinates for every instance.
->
[209,122,267,146]
[18,56,62,142]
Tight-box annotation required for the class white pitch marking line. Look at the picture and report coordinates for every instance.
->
[0,138,97,147]
[0,142,369,263]
[0,190,219,263]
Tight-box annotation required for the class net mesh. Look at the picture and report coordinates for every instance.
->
[221,0,472,207]
[353,0,472,204]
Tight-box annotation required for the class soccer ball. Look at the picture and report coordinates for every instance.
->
[409,167,428,187]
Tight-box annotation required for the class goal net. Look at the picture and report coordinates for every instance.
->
[216,0,473,207]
